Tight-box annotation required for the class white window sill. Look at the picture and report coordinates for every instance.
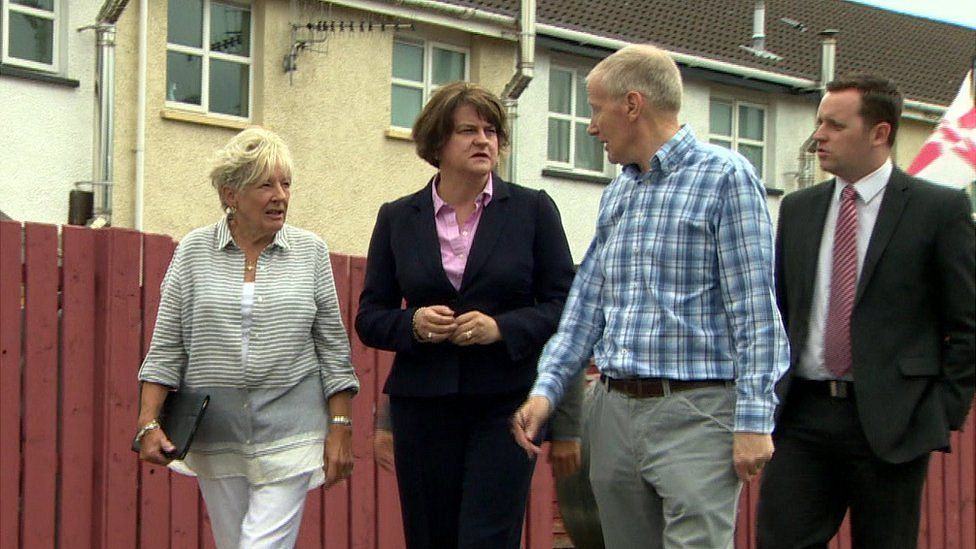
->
[384,127,413,141]
[160,108,250,130]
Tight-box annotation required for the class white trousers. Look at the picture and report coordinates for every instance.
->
[197,472,313,549]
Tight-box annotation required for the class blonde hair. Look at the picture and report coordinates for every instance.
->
[588,44,682,113]
[210,127,294,209]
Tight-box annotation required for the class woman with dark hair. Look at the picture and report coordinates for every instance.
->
[356,81,576,549]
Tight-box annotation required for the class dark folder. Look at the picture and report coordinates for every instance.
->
[131,391,210,460]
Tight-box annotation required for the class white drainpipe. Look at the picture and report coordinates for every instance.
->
[501,0,536,183]
[135,0,147,231]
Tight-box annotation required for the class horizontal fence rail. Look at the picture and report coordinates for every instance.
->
[0,220,972,548]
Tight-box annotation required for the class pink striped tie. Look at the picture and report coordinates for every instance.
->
[824,185,859,377]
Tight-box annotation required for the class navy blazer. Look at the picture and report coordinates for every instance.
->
[356,176,575,397]
[775,168,975,463]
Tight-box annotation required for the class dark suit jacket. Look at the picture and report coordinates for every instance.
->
[775,167,975,464]
[356,176,575,398]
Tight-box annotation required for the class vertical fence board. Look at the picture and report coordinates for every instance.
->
[375,349,405,549]
[22,223,59,548]
[960,416,975,549]
[298,487,324,548]
[92,229,143,548]
[0,221,22,549]
[139,234,176,549]
[60,226,96,548]
[325,254,352,549]
[926,453,946,549]
[944,431,961,548]
[170,475,201,549]
[349,256,377,549]
[527,445,555,549]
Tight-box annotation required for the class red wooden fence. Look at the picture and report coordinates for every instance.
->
[0,220,973,548]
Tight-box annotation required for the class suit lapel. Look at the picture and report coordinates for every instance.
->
[796,181,834,303]
[459,176,511,292]
[856,169,910,304]
[408,177,456,291]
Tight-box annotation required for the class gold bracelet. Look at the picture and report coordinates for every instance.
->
[329,415,352,427]
[411,307,426,342]
[134,419,161,443]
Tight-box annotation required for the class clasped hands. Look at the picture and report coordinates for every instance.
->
[413,305,501,345]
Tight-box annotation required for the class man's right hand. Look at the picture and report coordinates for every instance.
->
[373,428,395,472]
[511,396,552,456]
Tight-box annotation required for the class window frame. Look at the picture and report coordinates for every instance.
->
[546,64,604,176]
[390,37,470,130]
[165,0,254,121]
[1,0,61,73]
[708,97,767,179]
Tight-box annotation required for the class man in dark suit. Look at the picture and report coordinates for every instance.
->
[757,75,975,548]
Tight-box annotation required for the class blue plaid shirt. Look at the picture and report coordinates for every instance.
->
[531,126,789,433]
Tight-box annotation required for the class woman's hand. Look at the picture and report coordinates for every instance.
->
[138,426,176,466]
[450,311,501,345]
[373,429,395,472]
[413,305,458,343]
[324,424,354,489]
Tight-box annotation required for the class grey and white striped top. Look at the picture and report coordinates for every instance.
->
[139,217,359,485]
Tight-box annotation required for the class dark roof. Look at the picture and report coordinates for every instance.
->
[442,0,976,105]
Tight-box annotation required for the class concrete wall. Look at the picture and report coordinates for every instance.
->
[111,0,514,256]
[0,1,100,224]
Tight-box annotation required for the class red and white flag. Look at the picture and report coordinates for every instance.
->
[906,70,976,189]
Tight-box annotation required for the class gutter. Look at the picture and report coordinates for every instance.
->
[321,0,517,39]
[328,1,947,115]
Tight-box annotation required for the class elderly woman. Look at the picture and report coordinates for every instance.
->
[356,81,576,549]
[135,127,359,549]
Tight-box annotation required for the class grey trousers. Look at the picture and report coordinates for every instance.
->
[587,381,742,549]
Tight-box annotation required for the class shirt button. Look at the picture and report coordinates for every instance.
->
[622,349,629,355]
[462,231,468,236]
[458,253,464,259]
[257,296,264,303]
[243,402,249,409]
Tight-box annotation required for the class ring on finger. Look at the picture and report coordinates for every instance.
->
[465,330,473,340]
[427,331,433,340]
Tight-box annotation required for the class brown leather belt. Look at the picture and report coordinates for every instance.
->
[792,378,854,399]
[600,374,730,399]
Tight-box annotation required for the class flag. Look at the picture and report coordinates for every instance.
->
[906,70,976,189]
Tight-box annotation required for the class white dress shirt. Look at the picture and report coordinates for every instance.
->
[797,159,893,380]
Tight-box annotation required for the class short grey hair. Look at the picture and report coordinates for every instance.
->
[587,44,683,113]
[210,127,294,209]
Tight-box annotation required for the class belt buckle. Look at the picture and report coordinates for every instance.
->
[828,380,848,398]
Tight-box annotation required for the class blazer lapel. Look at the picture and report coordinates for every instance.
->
[459,175,511,292]
[408,177,456,291]
[855,168,910,304]
[796,181,834,303]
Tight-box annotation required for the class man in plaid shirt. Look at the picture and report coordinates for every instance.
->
[512,44,789,548]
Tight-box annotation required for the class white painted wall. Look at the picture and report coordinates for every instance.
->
[0,1,101,224]
[514,49,819,261]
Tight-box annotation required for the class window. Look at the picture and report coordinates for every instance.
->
[166,0,252,118]
[390,39,468,128]
[709,99,766,177]
[547,66,603,173]
[2,0,60,72]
